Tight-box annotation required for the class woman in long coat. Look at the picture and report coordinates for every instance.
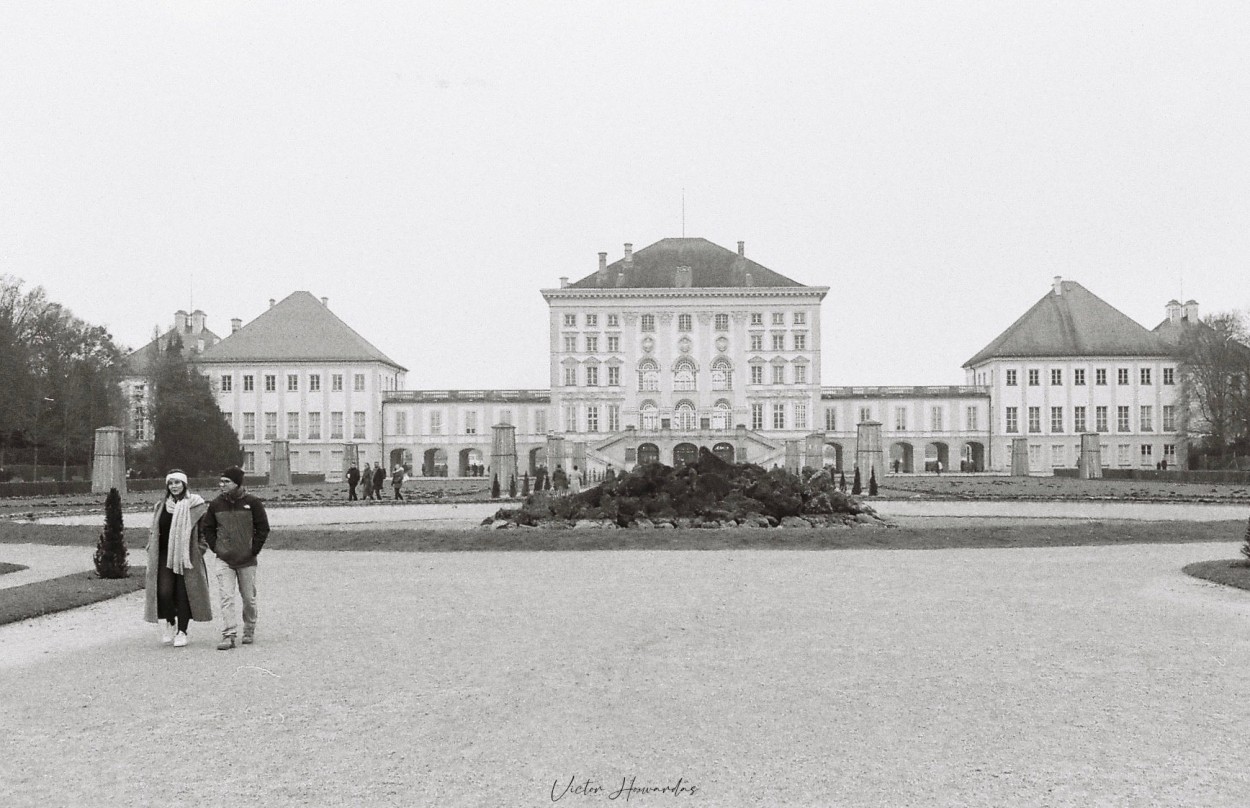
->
[144,470,213,647]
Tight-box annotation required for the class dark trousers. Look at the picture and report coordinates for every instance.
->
[393,484,403,500]
[156,555,191,633]
[348,483,358,500]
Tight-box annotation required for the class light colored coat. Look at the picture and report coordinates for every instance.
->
[144,497,214,623]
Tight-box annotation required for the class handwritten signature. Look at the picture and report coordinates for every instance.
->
[552,775,698,802]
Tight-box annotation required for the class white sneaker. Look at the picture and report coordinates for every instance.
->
[161,623,174,644]
[173,632,188,648]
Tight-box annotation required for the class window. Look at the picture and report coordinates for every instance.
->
[263,375,276,392]
[243,452,255,472]
[751,403,764,430]
[639,361,659,391]
[675,402,696,431]
[1027,406,1040,433]
[465,411,477,435]
[563,335,577,353]
[825,408,837,431]
[715,313,729,331]
[641,402,658,430]
[1051,445,1066,468]
[677,313,692,332]
[307,412,321,439]
[1050,369,1062,386]
[429,411,442,435]
[711,359,732,390]
[750,312,763,326]
[1096,368,1107,386]
[264,414,277,441]
[1117,368,1129,386]
[750,334,763,351]
[793,312,806,325]
[563,313,576,327]
[1028,369,1039,386]
[585,314,597,327]
[894,407,908,431]
[564,367,577,386]
[931,407,943,431]
[395,410,408,435]
[1117,406,1130,432]
[607,366,620,386]
[772,403,786,429]
[243,413,256,440]
[858,407,872,423]
[222,412,232,430]
[287,412,299,439]
[750,365,764,385]
[772,365,785,385]
[1074,369,1086,386]
[1005,407,1018,433]
[585,335,598,353]
[608,405,620,432]
[330,412,344,439]
[1140,368,1152,386]
[352,412,366,439]
[1163,367,1174,385]
[795,403,808,430]
[502,409,516,426]
[1140,444,1153,464]
[535,410,547,434]
[772,333,786,351]
[674,360,696,391]
[332,374,343,392]
[242,375,257,393]
[712,400,731,430]
[641,314,655,332]
[354,374,365,392]
[220,375,233,392]
[1050,407,1063,433]
[586,406,599,433]
[1139,405,1153,432]
[607,314,618,327]
[1028,445,1041,469]
[586,365,599,386]
[1006,370,1018,387]
[287,374,298,392]
[794,334,806,351]
[793,365,807,384]
[1117,444,1131,467]
[309,374,320,392]
[607,335,620,353]
[966,406,978,431]
[1096,406,1108,432]
[1074,406,1087,433]
[1164,444,1176,463]
[1163,405,1176,432]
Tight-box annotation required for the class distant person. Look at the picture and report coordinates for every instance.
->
[552,465,568,492]
[203,466,270,651]
[361,462,374,500]
[372,463,386,500]
[570,465,583,494]
[144,470,212,648]
[893,459,900,474]
[392,464,406,500]
[346,463,360,501]
[936,460,942,475]
[605,465,616,482]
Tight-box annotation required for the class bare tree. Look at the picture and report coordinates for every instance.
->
[1176,311,1250,464]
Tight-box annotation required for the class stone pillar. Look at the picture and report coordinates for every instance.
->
[91,426,127,495]
[1079,433,1102,479]
[804,432,825,470]
[492,424,519,490]
[784,441,801,473]
[270,440,292,486]
[1010,437,1030,476]
[855,421,885,482]
[546,434,566,475]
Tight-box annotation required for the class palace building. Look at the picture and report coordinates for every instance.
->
[126,237,1196,480]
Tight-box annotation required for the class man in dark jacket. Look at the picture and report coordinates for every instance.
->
[371,463,386,500]
[346,463,360,501]
[203,466,270,651]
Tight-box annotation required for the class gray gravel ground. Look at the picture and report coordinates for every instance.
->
[2,543,1249,807]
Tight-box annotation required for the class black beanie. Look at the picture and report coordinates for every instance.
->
[221,466,245,486]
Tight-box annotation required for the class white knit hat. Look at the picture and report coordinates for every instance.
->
[165,470,189,486]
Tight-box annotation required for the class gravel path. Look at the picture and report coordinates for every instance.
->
[2,543,1249,807]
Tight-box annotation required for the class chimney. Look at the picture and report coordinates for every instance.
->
[321,297,329,307]
[737,241,745,256]
[1052,276,1063,295]
[1166,299,1182,323]
[676,266,692,288]
[598,252,607,272]
[559,276,569,289]
[175,309,188,332]
[744,271,753,286]
[231,318,242,333]
[1183,299,1199,322]
[269,298,275,308]
[191,309,206,333]
[623,243,633,264]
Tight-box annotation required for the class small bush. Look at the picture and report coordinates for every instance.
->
[93,488,129,579]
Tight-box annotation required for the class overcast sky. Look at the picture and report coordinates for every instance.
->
[2,2,1247,389]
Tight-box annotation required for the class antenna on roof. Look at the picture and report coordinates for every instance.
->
[681,187,685,238]
[189,273,194,311]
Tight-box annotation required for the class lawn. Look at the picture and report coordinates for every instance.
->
[1182,559,1250,592]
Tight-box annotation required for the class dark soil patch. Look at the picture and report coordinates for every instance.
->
[1182,559,1250,593]
[0,568,146,626]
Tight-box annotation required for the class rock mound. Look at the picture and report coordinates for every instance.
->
[485,448,888,529]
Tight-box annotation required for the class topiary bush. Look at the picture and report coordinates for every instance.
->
[93,487,129,579]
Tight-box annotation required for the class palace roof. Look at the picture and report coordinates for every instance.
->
[126,320,222,375]
[567,237,807,289]
[197,291,406,369]
[963,280,1170,367]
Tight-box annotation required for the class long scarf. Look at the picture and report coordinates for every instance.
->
[165,493,205,574]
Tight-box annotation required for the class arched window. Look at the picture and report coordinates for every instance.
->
[640,400,659,430]
[673,359,697,392]
[638,360,659,392]
[711,358,732,391]
[712,399,732,430]
[675,400,697,431]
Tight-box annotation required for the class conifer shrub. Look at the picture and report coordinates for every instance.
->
[869,467,878,496]
[508,474,517,498]
[521,472,530,496]
[491,473,501,499]
[93,488,129,578]
[852,467,862,495]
